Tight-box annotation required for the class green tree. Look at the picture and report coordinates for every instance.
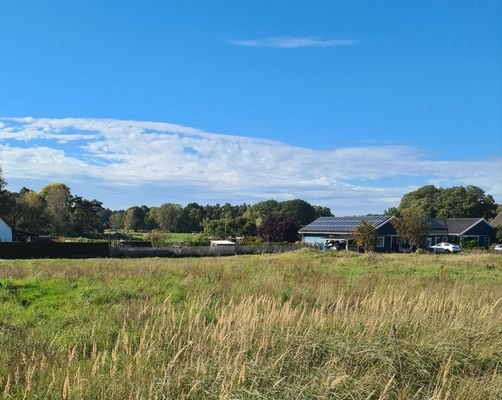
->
[0,165,5,192]
[40,183,73,235]
[495,225,502,244]
[399,185,440,217]
[109,211,125,230]
[71,197,104,235]
[391,208,429,248]
[397,185,496,219]
[0,166,13,221]
[181,203,205,232]
[202,218,229,239]
[156,203,183,232]
[279,199,317,227]
[313,205,333,218]
[247,200,281,226]
[97,208,113,230]
[353,219,377,252]
[124,207,145,231]
[440,185,497,219]
[143,207,159,231]
[383,207,400,217]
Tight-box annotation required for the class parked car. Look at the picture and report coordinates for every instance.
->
[430,242,461,253]
[324,239,345,250]
[494,244,502,252]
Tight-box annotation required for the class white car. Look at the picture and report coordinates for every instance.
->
[430,242,461,253]
[494,244,502,252]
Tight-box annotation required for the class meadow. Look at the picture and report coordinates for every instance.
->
[0,251,501,399]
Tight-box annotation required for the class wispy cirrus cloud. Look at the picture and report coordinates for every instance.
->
[0,117,500,214]
[228,36,358,48]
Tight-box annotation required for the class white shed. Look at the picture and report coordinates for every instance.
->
[0,217,13,242]
[210,240,236,247]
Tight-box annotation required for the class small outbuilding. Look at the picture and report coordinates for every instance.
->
[210,240,236,247]
[12,228,39,243]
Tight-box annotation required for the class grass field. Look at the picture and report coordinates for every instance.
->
[0,251,501,399]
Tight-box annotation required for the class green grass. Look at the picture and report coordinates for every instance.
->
[103,230,199,244]
[0,251,501,399]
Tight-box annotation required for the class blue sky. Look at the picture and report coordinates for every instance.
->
[1,0,501,214]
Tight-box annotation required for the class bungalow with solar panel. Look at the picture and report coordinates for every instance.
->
[298,215,396,251]
[299,215,494,252]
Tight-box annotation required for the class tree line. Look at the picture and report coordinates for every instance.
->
[0,167,331,239]
[1,165,499,243]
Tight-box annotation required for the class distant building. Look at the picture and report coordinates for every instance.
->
[210,240,236,247]
[299,215,395,251]
[299,215,495,251]
[12,228,39,243]
[0,217,13,242]
[424,218,493,248]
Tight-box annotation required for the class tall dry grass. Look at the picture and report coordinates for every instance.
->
[0,251,501,399]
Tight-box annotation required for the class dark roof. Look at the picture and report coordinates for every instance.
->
[443,218,485,234]
[492,212,502,227]
[13,228,40,237]
[426,218,486,234]
[299,215,391,233]
[429,218,448,232]
[299,215,489,236]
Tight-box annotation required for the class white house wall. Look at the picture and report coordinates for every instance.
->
[0,218,12,242]
[303,235,330,245]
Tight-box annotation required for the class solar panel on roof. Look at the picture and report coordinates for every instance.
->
[299,215,391,233]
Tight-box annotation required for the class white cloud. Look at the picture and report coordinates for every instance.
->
[0,116,500,214]
[228,37,357,48]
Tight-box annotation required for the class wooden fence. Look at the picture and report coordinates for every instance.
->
[110,244,301,258]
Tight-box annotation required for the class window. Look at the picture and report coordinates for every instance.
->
[482,236,490,246]
[377,236,385,248]
[426,237,432,248]
[442,236,448,243]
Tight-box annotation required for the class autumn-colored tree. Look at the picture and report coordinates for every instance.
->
[146,230,164,247]
[353,219,377,252]
[16,190,46,232]
[391,208,429,248]
[257,215,298,243]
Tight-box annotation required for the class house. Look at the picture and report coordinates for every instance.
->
[299,215,396,252]
[299,215,494,251]
[0,216,13,242]
[424,218,493,248]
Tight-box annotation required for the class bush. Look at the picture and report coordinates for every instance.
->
[146,230,164,247]
[461,238,479,250]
